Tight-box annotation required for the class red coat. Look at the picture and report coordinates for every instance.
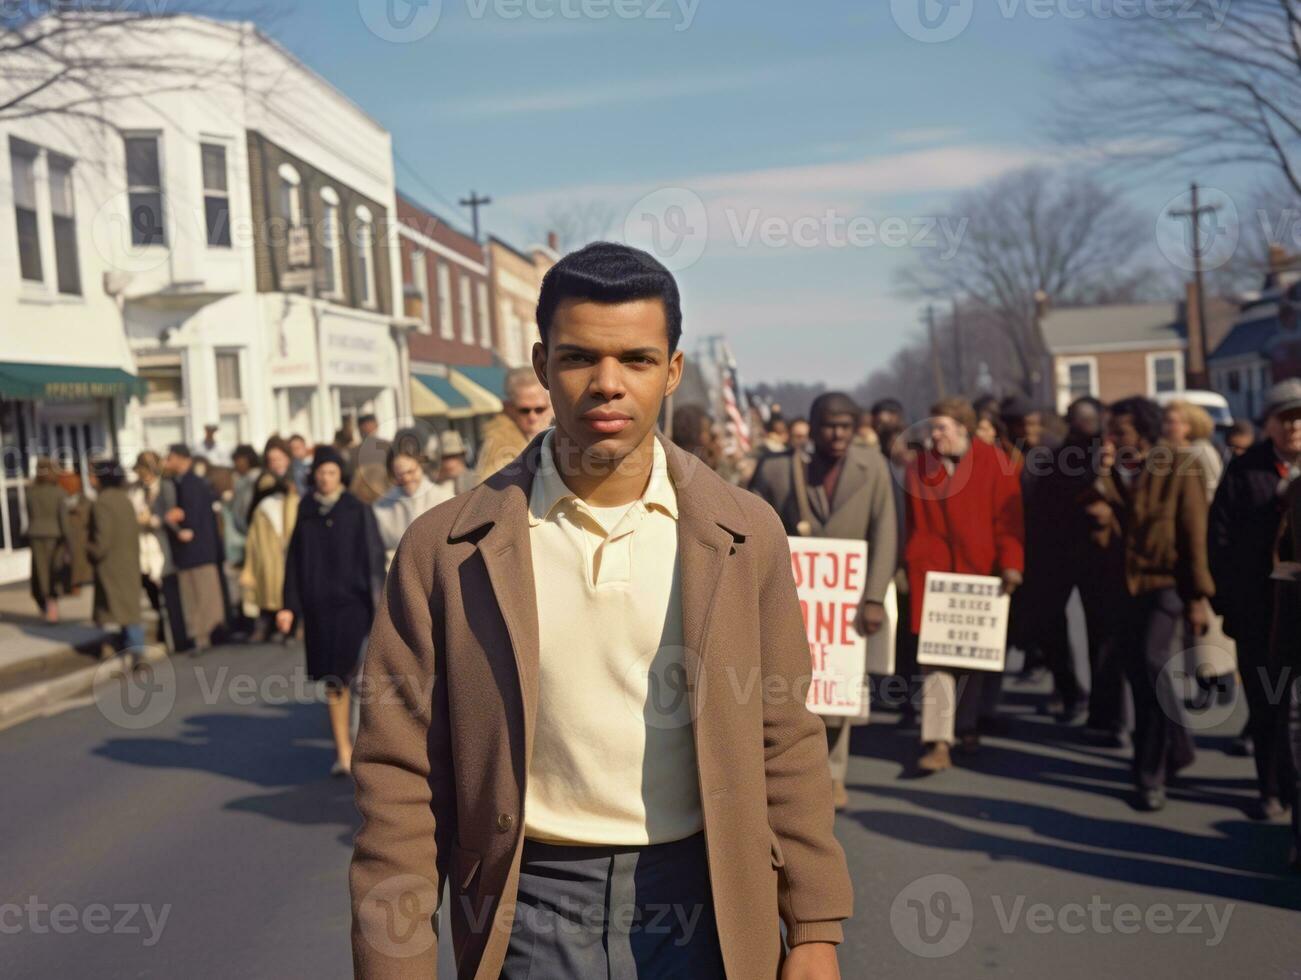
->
[904,439,1025,633]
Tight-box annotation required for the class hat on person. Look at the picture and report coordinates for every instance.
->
[439,430,467,458]
[309,444,351,486]
[1263,378,1301,420]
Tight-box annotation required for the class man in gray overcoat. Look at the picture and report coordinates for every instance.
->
[749,391,898,809]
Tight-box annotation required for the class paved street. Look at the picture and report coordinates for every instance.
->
[2,642,1299,979]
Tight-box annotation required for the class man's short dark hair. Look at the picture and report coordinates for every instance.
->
[358,414,378,427]
[1109,396,1163,446]
[167,443,191,459]
[232,444,259,468]
[1228,418,1256,440]
[809,392,861,428]
[870,398,904,418]
[536,242,683,352]
[1067,396,1104,419]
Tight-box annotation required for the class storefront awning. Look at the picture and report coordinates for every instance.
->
[411,367,504,420]
[0,362,145,401]
[456,364,507,400]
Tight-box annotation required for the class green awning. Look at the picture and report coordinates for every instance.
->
[0,362,146,401]
[412,372,472,417]
[457,365,507,399]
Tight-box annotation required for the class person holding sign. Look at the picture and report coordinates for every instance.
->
[1085,396,1215,813]
[905,399,1025,773]
[350,244,852,980]
[749,391,898,810]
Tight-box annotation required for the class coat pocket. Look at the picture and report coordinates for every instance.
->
[769,830,786,870]
[451,842,482,892]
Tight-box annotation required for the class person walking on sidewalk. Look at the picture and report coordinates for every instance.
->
[749,390,897,810]
[279,446,385,777]
[27,457,67,624]
[350,243,852,979]
[130,452,185,651]
[372,440,451,566]
[907,398,1025,774]
[240,438,299,644]
[1086,396,1215,812]
[87,460,144,655]
[165,444,227,653]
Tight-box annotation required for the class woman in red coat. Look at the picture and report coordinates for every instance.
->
[906,398,1025,772]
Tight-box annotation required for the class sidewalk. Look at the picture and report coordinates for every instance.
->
[0,582,163,731]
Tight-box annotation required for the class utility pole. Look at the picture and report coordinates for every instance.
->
[926,304,947,399]
[459,190,492,242]
[951,297,964,394]
[1169,182,1220,389]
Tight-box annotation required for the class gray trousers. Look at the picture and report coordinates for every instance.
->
[502,832,726,979]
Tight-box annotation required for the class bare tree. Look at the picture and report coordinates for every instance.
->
[529,198,619,252]
[1054,1,1301,196]
[1,1,277,126]
[897,166,1153,395]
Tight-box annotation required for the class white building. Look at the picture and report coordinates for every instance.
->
[0,15,410,580]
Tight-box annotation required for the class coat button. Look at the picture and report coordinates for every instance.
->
[496,813,514,833]
[325,518,333,528]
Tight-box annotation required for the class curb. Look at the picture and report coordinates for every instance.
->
[0,644,170,733]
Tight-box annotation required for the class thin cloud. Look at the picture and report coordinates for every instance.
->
[889,126,966,146]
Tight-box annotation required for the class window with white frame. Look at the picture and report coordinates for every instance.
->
[437,261,453,339]
[10,140,42,283]
[215,350,246,444]
[319,187,342,298]
[1065,359,1095,401]
[1148,352,1183,396]
[459,272,474,343]
[477,280,491,347]
[124,135,166,246]
[352,205,376,308]
[278,162,302,226]
[410,249,431,332]
[201,143,230,247]
[137,355,188,451]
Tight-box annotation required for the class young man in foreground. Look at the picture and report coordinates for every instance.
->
[350,243,852,978]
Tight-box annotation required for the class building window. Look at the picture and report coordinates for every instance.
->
[352,205,376,308]
[138,357,187,451]
[319,187,342,297]
[216,350,242,400]
[278,162,302,226]
[459,272,474,344]
[10,140,42,283]
[124,135,165,246]
[437,261,453,339]
[1149,352,1182,395]
[410,249,431,333]
[48,154,80,295]
[201,143,230,247]
[477,281,491,347]
[1066,361,1094,401]
[1226,368,1240,393]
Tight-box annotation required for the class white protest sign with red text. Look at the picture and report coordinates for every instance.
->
[788,536,869,717]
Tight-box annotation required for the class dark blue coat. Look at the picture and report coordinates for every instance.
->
[170,470,223,570]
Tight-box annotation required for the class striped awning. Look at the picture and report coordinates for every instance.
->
[410,368,503,420]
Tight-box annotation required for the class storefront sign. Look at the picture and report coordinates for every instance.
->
[321,317,390,387]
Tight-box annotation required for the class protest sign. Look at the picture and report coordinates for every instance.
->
[789,536,869,717]
[916,572,1009,672]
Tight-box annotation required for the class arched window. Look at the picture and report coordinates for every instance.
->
[319,186,341,297]
[277,163,302,227]
[352,204,376,308]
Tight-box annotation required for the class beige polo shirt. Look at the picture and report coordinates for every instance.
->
[523,430,703,846]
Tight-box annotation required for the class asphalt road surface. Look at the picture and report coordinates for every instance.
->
[2,641,1298,979]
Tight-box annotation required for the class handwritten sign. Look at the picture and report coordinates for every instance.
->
[789,537,869,717]
[917,572,1009,672]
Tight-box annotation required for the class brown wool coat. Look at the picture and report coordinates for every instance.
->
[1091,444,1216,601]
[350,432,853,979]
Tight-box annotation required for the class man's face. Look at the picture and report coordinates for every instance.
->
[289,439,308,461]
[508,384,553,439]
[1069,404,1100,438]
[1226,433,1253,457]
[534,296,682,464]
[314,462,343,496]
[360,419,379,439]
[265,448,291,478]
[1267,408,1301,457]
[390,454,424,495]
[204,427,218,444]
[1009,413,1043,448]
[233,456,252,476]
[440,455,467,477]
[164,452,189,476]
[789,420,810,448]
[1106,414,1146,455]
[813,412,856,459]
[929,415,969,458]
[872,410,901,435]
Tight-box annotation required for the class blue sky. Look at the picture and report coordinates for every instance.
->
[259,0,1247,386]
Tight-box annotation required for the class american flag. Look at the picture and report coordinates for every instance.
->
[720,347,751,454]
